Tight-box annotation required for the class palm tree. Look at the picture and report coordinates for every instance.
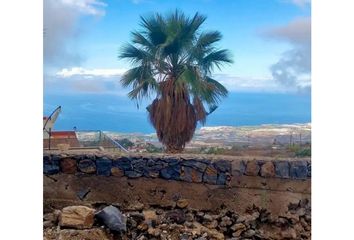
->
[119,10,233,153]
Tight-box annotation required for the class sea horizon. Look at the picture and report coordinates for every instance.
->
[44,91,311,134]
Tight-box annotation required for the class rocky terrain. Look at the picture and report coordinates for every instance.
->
[44,199,311,240]
[76,123,311,149]
[73,123,311,157]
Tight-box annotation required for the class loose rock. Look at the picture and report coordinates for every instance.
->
[95,205,127,232]
[59,206,95,229]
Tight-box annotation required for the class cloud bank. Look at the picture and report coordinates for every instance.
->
[263,17,311,93]
[44,0,106,67]
[45,67,127,95]
[46,67,290,95]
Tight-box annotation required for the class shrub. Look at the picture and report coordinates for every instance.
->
[295,148,311,157]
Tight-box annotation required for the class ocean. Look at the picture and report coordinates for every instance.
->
[44,92,311,133]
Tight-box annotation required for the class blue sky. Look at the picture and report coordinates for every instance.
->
[43,0,311,131]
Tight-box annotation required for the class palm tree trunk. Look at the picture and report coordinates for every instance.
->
[149,78,197,153]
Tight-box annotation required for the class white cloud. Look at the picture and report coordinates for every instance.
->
[56,67,127,78]
[45,67,128,95]
[61,0,107,16]
[44,0,107,67]
[214,74,290,93]
[49,67,302,95]
[264,17,311,46]
[262,17,311,93]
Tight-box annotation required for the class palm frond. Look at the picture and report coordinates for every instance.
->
[140,13,167,46]
[131,31,154,50]
[119,44,153,65]
[200,49,233,73]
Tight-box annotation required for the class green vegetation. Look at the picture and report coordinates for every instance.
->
[145,143,163,153]
[295,147,311,157]
[287,144,311,157]
[117,138,134,149]
[119,10,232,153]
[200,147,225,155]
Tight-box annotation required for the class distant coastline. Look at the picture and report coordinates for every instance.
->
[45,92,311,133]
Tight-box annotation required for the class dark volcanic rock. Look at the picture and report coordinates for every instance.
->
[131,158,147,173]
[180,166,203,183]
[181,160,208,172]
[44,164,59,175]
[78,159,96,174]
[96,157,112,176]
[43,155,50,162]
[165,209,186,224]
[216,172,230,185]
[213,160,231,173]
[165,157,180,166]
[160,165,181,180]
[112,157,132,171]
[290,161,308,179]
[95,205,127,232]
[275,161,290,178]
[203,166,218,184]
[307,162,311,177]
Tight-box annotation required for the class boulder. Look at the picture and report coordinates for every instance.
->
[43,164,59,175]
[275,161,290,178]
[180,167,203,183]
[245,161,260,176]
[203,166,218,184]
[78,159,96,174]
[289,161,308,179]
[160,165,181,180]
[260,162,275,177]
[44,155,60,175]
[60,158,77,174]
[213,160,231,172]
[181,160,208,172]
[95,205,127,232]
[59,206,95,229]
[165,209,186,224]
[112,157,132,171]
[96,157,112,176]
[231,160,246,176]
[216,172,230,185]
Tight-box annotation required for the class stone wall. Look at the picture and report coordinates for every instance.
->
[44,153,311,239]
[43,153,310,186]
